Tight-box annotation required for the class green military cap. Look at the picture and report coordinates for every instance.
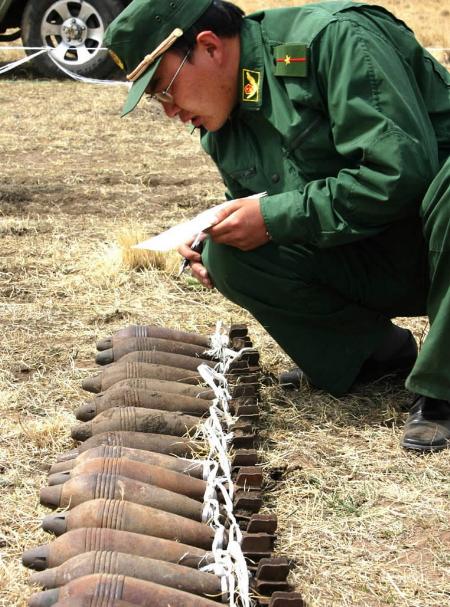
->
[104,0,213,116]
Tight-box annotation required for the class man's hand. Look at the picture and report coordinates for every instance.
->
[208,197,270,250]
[178,234,213,289]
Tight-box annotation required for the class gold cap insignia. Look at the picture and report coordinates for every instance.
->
[108,49,125,70]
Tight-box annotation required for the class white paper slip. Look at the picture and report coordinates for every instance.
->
[133,192,267,252]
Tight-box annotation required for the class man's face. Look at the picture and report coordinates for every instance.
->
[148,35,238,132]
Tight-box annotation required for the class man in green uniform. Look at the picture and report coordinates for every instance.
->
[104,0,450,452]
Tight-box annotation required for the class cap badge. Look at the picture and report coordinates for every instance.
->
[108,49,124,70]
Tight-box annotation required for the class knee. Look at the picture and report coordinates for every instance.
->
[202,240,243,302]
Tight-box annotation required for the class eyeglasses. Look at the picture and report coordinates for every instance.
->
[147,50,191,105]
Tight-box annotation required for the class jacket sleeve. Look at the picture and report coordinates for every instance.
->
[260,16,440,247]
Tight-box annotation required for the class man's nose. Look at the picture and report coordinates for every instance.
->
[163,102,180,118]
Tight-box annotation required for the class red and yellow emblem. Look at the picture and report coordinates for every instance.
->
[242,68,260,103]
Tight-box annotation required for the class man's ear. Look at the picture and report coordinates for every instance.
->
[195,31,224,62]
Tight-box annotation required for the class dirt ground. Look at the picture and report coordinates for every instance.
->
[1,1,449,606]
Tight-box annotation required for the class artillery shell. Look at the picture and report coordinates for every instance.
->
[40,473,204,520]
[42,499,215,549]
[83,376,214,399]
[98,325,212,349]
[82,362,203,394]
[22,528,212,570]
[76,389,211,421]
[47,458,207,501]
[95,337,211,363]
[28,573,222,607]
[71,408,200,441]
[99,349,215,369]
[29,550,222,599]
[49,446,205,479]
[56,431,199,462]
[51,599,136,607]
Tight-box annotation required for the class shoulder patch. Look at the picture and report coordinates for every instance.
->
[274,44,308,77]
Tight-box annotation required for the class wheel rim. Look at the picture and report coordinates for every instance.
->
[40,0,105,68]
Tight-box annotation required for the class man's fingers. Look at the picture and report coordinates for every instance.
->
[178,243,202,262]
[190,261,213,289]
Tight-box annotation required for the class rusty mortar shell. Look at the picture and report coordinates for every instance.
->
[83,376,215,399]
[28,573,222,607]
[98,325,212,349]
[56,431,200,462]
[99,349,215,369]
[51,599,137,607]
[41,499,215,548]
[82,362,203,394]
[40,473,205,520]
[71,408,201,441]
[105,322,247,344]
[22,528,212,571]
[76,389,211,421]
[95,337,212,365]
[52,600,137,607]
[47,458,207,501]
[29,550,223,599]
[49,446,204,479]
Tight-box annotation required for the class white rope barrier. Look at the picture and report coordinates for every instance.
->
[193,322,255,607]
[0,49,48,75]
[0,44,130,87]
[0,44,448,84]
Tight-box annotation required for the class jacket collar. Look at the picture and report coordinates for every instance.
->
[237,18,265,111]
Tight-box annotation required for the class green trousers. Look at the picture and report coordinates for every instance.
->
[406,158,450,400]
[203,164,450,397]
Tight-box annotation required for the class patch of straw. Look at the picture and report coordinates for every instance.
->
[116,226,180,273]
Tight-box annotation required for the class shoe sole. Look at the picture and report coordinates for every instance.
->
[401,439,449,452]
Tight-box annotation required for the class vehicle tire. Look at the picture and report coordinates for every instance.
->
[21,0,125,79]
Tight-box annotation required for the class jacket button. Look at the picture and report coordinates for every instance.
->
[271,173,280,183]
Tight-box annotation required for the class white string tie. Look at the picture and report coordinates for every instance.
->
[194,325,254,607]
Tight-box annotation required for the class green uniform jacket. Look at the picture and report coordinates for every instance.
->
[199,1,450,397]
[201,1,450,248]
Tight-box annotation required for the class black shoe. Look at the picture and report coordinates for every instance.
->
[401,395,450,452]
[279,330,417,390]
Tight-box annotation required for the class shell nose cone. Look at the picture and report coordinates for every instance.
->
[55,449,78,463]
[28,588,59,607]
[48,460,75,474]
[42,513,68,536]
[29,569,56,589]
[22,545,50,571]
[40,485,63,509]
[81,374,102,393]
[48,471,71,486]
[97,336,113,351]
[95,349,114,365]
[75,401,97,422]
[71,422,92,441]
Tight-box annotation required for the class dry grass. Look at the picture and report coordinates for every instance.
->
[1,2,449,606]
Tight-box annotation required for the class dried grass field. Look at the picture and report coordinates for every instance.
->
[1,1,449,606]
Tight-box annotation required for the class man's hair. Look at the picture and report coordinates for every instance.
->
[172,0,245,54]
